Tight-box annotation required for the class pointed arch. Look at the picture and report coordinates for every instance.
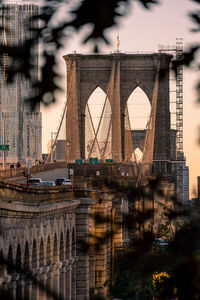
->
[24,241,30,271]
[7,245,14,273]
[32,239,37,268]
[72,228,76,257]
[66,230,70,259]
[16,244,22,271]
[85,87,112,159]
[87,87,109,131]
[127,86,151,130]
[46,236,51,265]
[39,238,45,266]
[60,232,64,261]
[53,233,58,263]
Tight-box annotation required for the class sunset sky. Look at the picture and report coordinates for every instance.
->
[40,0,200,197]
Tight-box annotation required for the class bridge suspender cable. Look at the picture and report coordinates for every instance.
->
[101,61,120,160]
[86,103,103,159]
[88,62,116,160]
[124,103,137,162]
[46,61,76,162]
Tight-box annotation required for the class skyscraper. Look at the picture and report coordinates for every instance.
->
[0,3,42,163]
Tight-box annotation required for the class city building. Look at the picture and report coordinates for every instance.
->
[55,139,66,161]
[175,161,189,203]
[0,3,42,164]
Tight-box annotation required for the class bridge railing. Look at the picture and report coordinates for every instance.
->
[0,161,67,179]
[0,179,73,204]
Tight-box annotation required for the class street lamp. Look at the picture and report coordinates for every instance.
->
[66,139,70,163]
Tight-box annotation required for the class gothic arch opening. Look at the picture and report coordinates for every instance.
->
[7,245,14,273]
[126,87,151,160]
[39,238,45,266]
[16,244,22,271]
[53,233,58,263]
[85,87,112,160]
[72,228,76,257]
[60,232,64,261]
[24,241,30,270]
[46,236,51,265]
[66,230,70,259]
[32,239,37,268]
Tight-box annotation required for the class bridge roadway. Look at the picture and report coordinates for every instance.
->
[2,161,139,185]
[0,163,131,299]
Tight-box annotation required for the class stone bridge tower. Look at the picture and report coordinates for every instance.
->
[63,53,172,162]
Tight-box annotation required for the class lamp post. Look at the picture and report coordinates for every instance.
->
[66,139,70,163]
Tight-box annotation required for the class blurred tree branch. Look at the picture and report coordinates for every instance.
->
[0,0,159,107]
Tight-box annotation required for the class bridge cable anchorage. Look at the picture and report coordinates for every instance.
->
[45,61,76,162]
[88,62,116,160]
[136,58,161,186]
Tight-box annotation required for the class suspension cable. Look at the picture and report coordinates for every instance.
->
[45,61,76,162]
[88,62,116,159]
[86,103,103,159]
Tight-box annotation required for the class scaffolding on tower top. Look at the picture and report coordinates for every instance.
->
[158,38,184,160]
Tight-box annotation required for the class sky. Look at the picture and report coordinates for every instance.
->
[40,0,200,197]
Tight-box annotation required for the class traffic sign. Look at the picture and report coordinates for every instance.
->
[75,159,83,164]
[0,145,9,151]
[89,157,98,164]
[106,159,113,164]
[69,168,74,175]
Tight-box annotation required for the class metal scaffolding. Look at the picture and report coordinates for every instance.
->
[158,38,183,160]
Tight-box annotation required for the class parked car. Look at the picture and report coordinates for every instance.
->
[62,179,72,186]
[28,178,42,186]
[39,181,56,186]
[55,178,66,186]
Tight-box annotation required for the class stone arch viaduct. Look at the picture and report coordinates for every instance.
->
[0,182,80,299]
[64,53,172,162]
[0,178,126,300]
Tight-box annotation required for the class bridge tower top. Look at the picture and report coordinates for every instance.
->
[63,52,172,165]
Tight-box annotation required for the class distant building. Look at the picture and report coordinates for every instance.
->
[0,3,42,163]
[131,129,177,160]
[55,140,66,161]
[175,161,189,203]
[131,129,189,202]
